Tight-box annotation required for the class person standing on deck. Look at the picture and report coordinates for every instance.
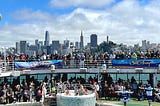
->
[145,84,153,106]
[41,83,47,106]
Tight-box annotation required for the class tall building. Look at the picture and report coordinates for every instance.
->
[51,40,61,54]
[20,41,27,54]
[39,41,43,46]
[29,45,38,56]
[63,40,70,49]
[147,41,150,49]
[80,31,84,49]
[107,36,109,43]
[16,42,20,54]
[75,42,80,49]
[90,34,97,47]
[35,39,39,46]
[44,31,50,46]
[142,40,147,51]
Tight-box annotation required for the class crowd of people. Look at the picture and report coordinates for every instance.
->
[1,50,160,71]
[1,49,160,62]
[0,73,160,105]
[0,50,160,105]
[0,76,42,104]
[0,49,160,72]
[0,74,100,105]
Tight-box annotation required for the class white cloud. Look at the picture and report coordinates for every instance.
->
[12,9,53,22]
[1,0,160,47]
[50,0,115,8]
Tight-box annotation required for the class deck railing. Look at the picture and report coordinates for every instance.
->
[0,58,159,72]
[0,59,111,71]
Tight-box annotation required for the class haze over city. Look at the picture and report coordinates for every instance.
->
[0,0,160,47]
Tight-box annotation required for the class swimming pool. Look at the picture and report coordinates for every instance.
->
[56,90,96,106]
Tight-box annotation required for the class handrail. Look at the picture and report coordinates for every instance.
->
[0,59,159,72]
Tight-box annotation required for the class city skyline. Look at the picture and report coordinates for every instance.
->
[0,0,160,47]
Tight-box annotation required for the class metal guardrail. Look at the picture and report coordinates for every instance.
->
[61,60,112,69]
[0,59,159,72]
[0,60,111,71]
[0,61,14,72]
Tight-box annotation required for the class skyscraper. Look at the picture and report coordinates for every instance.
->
[90,34,97,47]
[80,31,84,49]
[107,36,109,43]
[75,42,80,49]
[51,40,61,54]
[63,40,70,49]
[35,39,39,46]
[20,41,27,54]
[16,42,20,54]
[44,31,50,46]
[142,40,147,50]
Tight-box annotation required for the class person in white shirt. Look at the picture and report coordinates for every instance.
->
[145,84,153,106]
[93,82,99,99]
[41,83,47,106]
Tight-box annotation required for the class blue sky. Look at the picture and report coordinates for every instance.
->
[0,0,159,47]
[0,0,51,24]
[0,0,117,24]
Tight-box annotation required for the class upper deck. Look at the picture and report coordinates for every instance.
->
[0,58,160,78]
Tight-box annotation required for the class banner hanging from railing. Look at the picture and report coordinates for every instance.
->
[14,60,62,69]
[112,59,160,67]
